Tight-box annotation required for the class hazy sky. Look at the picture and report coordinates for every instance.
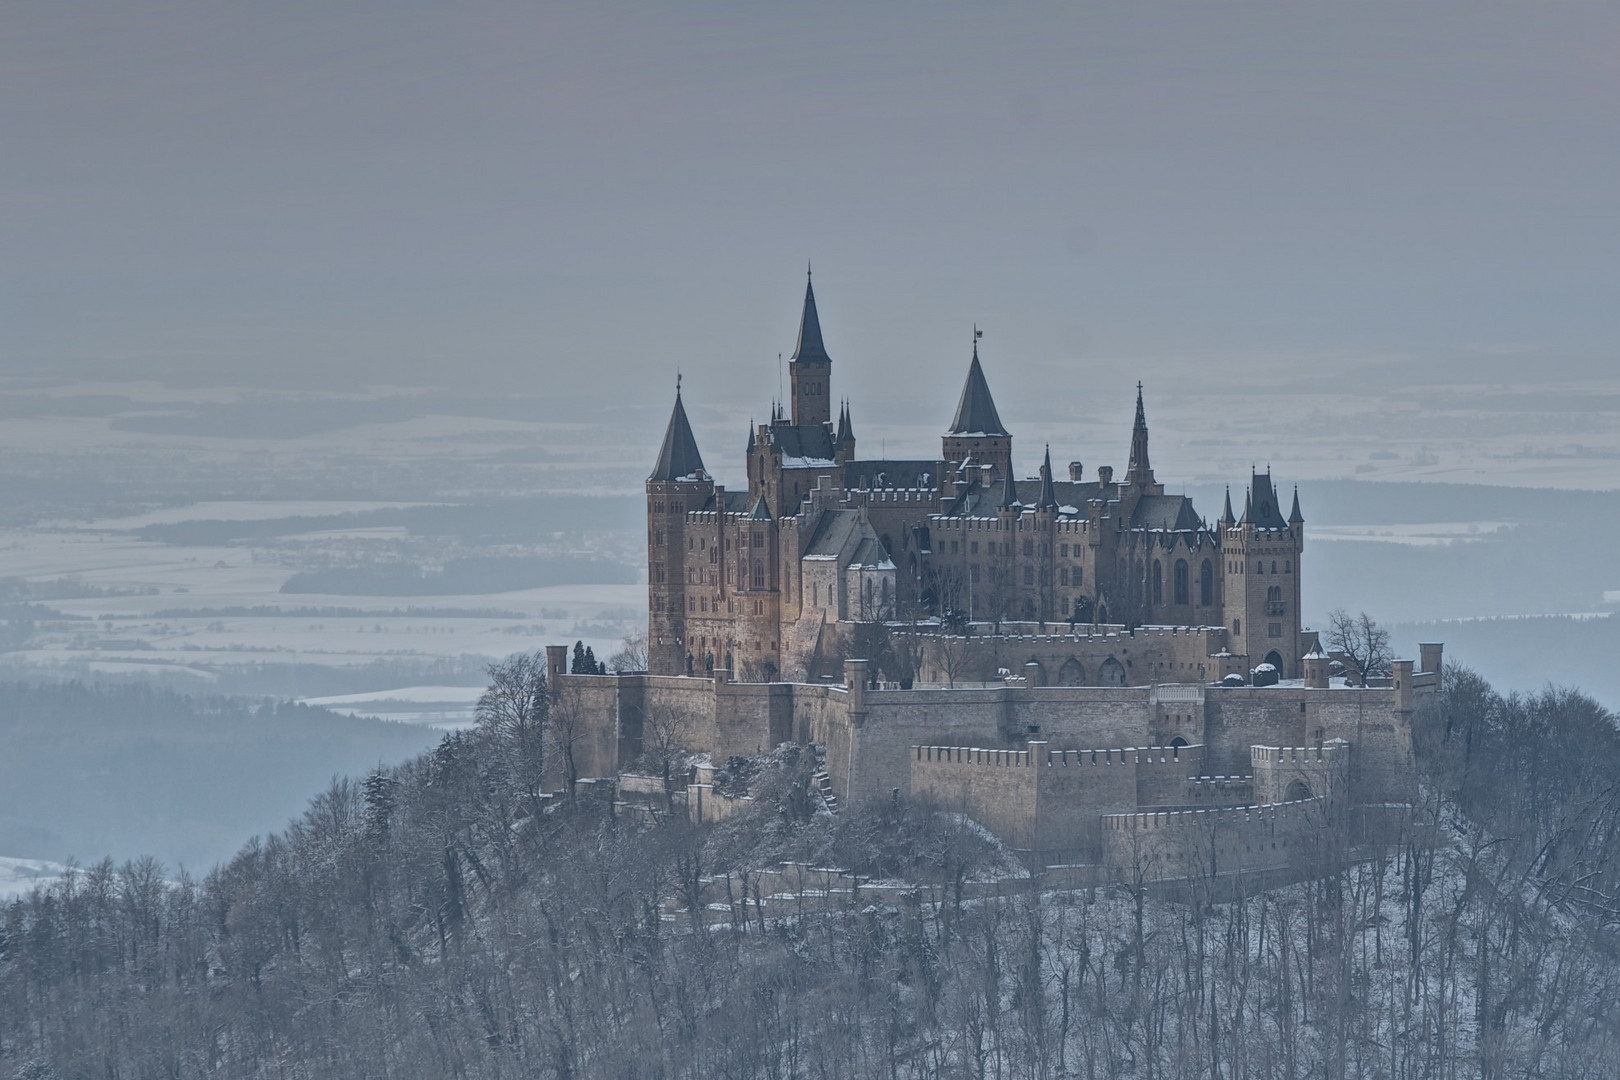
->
[6,2,1620,452]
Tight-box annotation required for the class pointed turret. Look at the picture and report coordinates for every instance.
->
[788,269,833,428]
[790,270,830,366]
[648,381,706,482]
[1036,444,1058,510]
[747,492,773,521]
[745,421,755,455]
[1220,486,1235,526]
[947,342,1010,437]
[1289,485,1304,525]
[836,400,852,443]
[1126,382,1153,486]
[1000,466,1021,510]
[1240,488,1252,524]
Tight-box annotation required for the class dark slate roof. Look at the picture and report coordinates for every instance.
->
[836,400,853,444]
[1129,494,1203,531]
[943,477,1108,517]
[648,387,706,482]
[1289,486,1304,523]
[701,490,752,514]
[843,458,940,490]
[747,493,774,520]
[790,275,831,366]
[849,535,893,568]
[946,345,1009,436]
[801,509,868,558]
[767,423,837,465]
[1242,472,1290,529]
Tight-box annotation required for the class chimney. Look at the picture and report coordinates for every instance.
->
[1068,461,1085,482]
[1097,465,1114,486]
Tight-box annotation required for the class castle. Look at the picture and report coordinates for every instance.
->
[546,274,1440,891]
[648,271,1304,686]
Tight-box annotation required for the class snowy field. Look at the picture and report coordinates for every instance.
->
[0,856,66,900]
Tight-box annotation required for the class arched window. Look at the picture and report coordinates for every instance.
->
[1058,657,1085,686]
[751,562,765,589]
[1099,656,1126,685]
[1152,561,1163,605]
[1200,559,1213,606]
[1285,779,1313,803]
[1173,560,1189,605]
[1170,736,1189,749]
[1256,560,1265,574]
[1267,585,1282,603]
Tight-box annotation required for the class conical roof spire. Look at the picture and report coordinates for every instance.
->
[1220,486,1235,525]
[1126,382,1152,484]
[1289,485,1304,524]
[1240,488,1252,524]
[999,465,1021,509]
[747,492,773,520]
[947,341,1010,436]
[1037,444,1058,509]
[790,270,831,366]
[648,379,706,482]
[836,400,852,443]
[745,420,755,455]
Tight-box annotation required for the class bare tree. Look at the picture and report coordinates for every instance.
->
[641,702,694,807]
[474,651,549,812]
[1324,609,1392,685]
[608,630,648,673]
[547,681,589,798]
[931,632,989,688]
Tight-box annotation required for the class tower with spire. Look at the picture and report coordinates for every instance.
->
[788,268,833,429]
[943,338,1013,480]
[1219,468,1306,678]
[646,378,715,675]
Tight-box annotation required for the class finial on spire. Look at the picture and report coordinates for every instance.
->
[676,371,682,394]
[807,259,812,279]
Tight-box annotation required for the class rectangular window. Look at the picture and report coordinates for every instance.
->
[1060,568,1069,585]
[1024,566,1034,585]
[970,564,981,583]
[970,541,979,554]
[1060,544,1068,557]
[1023,539,1034,556]
[1269,622,1283,638]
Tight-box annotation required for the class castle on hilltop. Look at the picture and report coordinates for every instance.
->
[648,271,1304,685]
[541,273,1441,893]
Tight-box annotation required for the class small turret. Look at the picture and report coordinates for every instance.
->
[1289,485,1304,526]
[1220,486,1236,527]
[1036,444,1058,510]
[943,338,1013,479]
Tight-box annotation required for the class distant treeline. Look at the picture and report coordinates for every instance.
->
[1395,612,1620,708]
[0,682,438,871]
[136,495,643,546]
[145,605,527,619]
[281,554,635,595]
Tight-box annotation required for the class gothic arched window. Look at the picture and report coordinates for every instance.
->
[1152,561,1163,605]
[1200,559,1213,606]
[1173,560,1189,605]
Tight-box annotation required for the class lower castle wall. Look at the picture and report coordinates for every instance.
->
[1102,798,1330,882]
[911,746,1040,851]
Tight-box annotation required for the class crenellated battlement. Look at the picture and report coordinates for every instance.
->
[1102,796,1320,833]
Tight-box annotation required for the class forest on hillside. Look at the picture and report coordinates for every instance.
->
[2,666,1619,1079]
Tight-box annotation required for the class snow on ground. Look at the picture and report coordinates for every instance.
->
[0,856,67,900]
[302,685,489,729]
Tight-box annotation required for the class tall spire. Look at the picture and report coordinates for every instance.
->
[1220,486,1235,526]
[790,269,831,366]
[1289,485,1304,524]
[1126,382,1152,485]
[947,341,1010,436]
[1037,444,1058,509]
[648,379,706,482]
[836,399,852,443]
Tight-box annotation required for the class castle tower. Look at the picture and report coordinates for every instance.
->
[943,341,1012,478]
[788,270,833,429]
[646,380,714,675]
[1223,470,1304,678]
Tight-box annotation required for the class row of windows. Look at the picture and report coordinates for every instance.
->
[1231,559,1291,574]
[1150,559,1216,606]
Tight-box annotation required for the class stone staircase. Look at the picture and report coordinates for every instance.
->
[811,744,839,815]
